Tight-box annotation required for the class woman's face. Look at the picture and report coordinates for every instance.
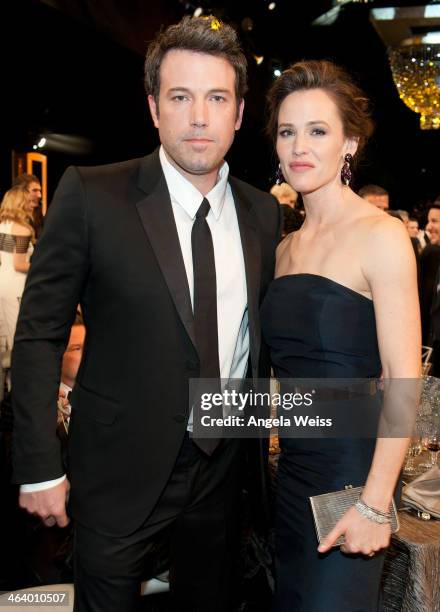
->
[276,88,355,195]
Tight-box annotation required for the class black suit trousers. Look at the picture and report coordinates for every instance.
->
[73,434,243,612]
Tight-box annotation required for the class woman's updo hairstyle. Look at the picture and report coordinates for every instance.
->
[266,60,374,163]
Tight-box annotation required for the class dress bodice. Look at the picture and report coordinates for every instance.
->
[261,273,381,379]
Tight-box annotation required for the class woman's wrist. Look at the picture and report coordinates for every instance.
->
[360,491,393,513]
[354,498,392,524]
[362,470,398,513]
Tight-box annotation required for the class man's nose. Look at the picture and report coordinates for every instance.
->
[190,100,208,127]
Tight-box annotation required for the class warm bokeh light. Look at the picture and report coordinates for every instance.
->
[388,42,440,130]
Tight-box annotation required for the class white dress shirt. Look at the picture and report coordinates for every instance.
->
[159,147,249,393]
[21,146,249,492]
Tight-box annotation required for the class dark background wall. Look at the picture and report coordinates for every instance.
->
[1,0,439,216]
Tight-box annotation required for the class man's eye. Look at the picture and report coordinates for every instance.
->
[211,95,225,102]
[172,95,188,102]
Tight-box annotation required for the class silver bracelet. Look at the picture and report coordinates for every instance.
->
[360,498,392,518]
[354,499,392,524]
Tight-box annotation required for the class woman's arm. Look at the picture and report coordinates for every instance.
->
[361,216,421,511]
[13,253,30,273]
[319,216,421,555]
[12,222,32,273]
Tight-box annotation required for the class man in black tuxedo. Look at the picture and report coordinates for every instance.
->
[11,15,280,612]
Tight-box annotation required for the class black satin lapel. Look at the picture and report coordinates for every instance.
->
[230,179,262,377]
[135,174,196,350]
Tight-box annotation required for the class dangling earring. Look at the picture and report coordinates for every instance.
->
[341,153,353,186]
[275,163,284,185]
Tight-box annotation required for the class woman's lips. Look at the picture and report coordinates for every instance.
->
[289,162,314,172]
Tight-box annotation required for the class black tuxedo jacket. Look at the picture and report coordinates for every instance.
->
[11,150,280,536]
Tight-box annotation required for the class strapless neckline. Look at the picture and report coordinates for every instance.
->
[261,271,381,379]
[272,273,373,304]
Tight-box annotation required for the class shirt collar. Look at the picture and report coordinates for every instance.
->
[159,145,229,221]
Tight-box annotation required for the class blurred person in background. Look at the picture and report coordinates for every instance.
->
[0,187,33,350]
[13,174,44,239]
[420,203,440,347]
[425,202,440,246]
[407,219,422,255]
[407,218,419,239]
[358,184,389,211]
[387,211,421,262]
[280,205,304,238]
[270,181,298,208]
[394,210,409,225]
[428,266,440,376]
[271,182,304,237]
[58,311,86,419]
[56,311,86,476]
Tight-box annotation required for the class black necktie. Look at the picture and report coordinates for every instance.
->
[191,198,221,454]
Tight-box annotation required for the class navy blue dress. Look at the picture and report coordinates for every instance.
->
[261,274,385,612]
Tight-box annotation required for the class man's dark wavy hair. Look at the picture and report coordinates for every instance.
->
[144,15,247,105]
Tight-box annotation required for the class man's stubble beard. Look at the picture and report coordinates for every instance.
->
[167,143,223,177]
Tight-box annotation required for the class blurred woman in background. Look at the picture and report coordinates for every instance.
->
[0,187,34,350]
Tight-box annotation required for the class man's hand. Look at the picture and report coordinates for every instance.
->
[19,478,70,527]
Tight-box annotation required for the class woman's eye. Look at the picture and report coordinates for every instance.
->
[279,129,293,138]
[311,127,326,135]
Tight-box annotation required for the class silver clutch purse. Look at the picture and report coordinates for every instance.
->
[309,485,400,547]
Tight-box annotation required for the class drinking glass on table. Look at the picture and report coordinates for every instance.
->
[403,437,423,476]
[417,410,436,470]
[426,433,440,468]
[418,436,434,470]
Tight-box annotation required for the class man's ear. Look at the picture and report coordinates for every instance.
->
[235,98,245,131]
[148,95,159,128]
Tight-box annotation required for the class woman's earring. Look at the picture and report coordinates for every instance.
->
[341,153,353,186]
[275,163,284,185]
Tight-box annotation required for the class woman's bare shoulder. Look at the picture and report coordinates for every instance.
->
[348,196,402,237]
[11,222,31,236]
[359,211,413,279]
[358,210,406,240]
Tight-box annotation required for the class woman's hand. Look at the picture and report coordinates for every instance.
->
[318,505,391,556]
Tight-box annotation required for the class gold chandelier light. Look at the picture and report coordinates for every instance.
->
[388,38,440,130]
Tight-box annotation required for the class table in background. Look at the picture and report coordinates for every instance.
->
[382,511,440,612]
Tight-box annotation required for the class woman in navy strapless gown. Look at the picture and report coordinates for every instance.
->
[262,61,421,611]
